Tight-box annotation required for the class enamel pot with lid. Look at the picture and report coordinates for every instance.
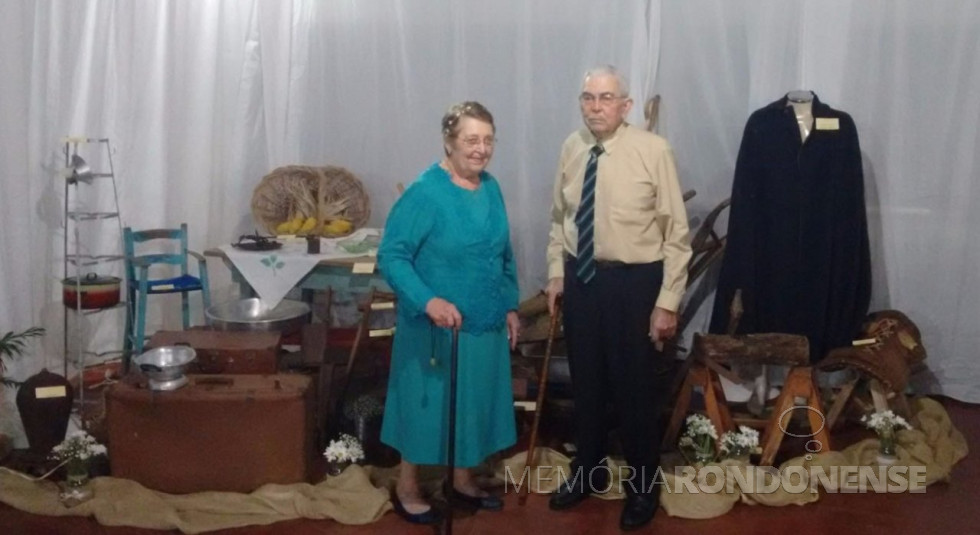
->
[61,273,122,309]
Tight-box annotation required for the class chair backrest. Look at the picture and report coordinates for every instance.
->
[123,223,190,283]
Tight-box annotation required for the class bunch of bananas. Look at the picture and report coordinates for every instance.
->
[275,215,317,235]
[275,214,353,237]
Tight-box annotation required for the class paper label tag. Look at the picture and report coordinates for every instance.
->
[816,117,840,130]
[514,401,537,411]
[370,301,395,311]
[369,327,395,338]
[36,386,67,399]
[152,284,175,291]
[352,262,376,274]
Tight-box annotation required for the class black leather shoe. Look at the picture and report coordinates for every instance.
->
[548,483,590,511]
[391,493,444,525]
[620,493,658,531]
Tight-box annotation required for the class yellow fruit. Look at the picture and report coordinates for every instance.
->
[299,216,317,234]
[322,218,353,236]
[284,216,303,234]
[275,221,292,234]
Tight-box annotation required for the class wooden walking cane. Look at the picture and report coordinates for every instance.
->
[518,295,562,506]
[444,327,460,535]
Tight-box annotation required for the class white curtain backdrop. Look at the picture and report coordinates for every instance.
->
[1,1,978,445]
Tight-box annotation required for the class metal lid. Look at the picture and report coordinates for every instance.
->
[61,273,122,286]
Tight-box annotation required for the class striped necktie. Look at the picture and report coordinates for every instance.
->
[574,144,604,284]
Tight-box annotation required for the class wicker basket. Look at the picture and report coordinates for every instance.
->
[251,165,370,236]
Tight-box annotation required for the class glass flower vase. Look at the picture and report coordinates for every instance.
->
[692,449,716,467]
[326,460,351,477]
[878,428,897,457]
[59,459,94,507]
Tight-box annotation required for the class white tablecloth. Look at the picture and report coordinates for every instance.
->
[220,228,380,308]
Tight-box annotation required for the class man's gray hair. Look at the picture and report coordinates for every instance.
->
[583,65,630,97]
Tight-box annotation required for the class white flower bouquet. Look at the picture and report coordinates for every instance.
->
[323,433,365,465]
[719,425,761,459]
[861,410,912,434]
[678,414,718,465]
[861,410,912,456]
[50,431,107,466]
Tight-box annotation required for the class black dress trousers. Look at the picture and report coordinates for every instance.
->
[562,257,673,494]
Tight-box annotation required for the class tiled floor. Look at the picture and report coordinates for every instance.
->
[1,398,975,534]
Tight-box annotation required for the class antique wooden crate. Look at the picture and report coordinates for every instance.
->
[106,374,313,494]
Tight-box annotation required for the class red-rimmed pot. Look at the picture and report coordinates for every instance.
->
[62,273,122,309]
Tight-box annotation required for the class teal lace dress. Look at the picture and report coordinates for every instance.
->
[378,163,519,468]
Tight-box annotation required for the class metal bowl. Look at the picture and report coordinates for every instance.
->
[133,345,197,391]
[206,298,311,333]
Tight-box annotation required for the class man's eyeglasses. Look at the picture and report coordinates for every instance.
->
[459,136,496,149]
[579,92,626,106]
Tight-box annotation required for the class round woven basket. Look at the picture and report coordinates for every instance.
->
[251,165,370,236]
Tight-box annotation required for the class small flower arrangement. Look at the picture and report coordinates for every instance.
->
[678,414,718,465]
[323,433,365,465]
[861,410,912,456]
[50,431,107,486]
[719,426,761,459]
[50,431,107,465]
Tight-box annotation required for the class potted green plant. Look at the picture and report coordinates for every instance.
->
[0,327,45,388]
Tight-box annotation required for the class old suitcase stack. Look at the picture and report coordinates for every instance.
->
[106,374,313,494]
[146,329,281,375]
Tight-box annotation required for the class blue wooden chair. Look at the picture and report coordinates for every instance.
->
[123,224,211,361]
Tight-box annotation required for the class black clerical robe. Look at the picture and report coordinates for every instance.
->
[710,94,871,362]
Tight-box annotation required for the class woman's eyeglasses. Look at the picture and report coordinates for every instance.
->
[459,136,496,149]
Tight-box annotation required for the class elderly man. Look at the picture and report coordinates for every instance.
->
[545,65,691,530]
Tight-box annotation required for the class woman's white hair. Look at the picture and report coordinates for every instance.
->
[583,65,630,97]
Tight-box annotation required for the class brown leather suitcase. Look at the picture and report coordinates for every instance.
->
[146,330,281,375]
[106,374,313,494]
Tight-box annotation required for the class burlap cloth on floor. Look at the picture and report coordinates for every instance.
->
[496,397,968,519]
[0,464,390,533]
[0,397,967,529]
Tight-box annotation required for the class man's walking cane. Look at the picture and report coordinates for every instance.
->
[444,327,460,535]
[518,295,562,506]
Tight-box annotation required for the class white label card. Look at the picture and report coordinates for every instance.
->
[36,386,67,399]
[352,262,376,274]
[816,117,840,130]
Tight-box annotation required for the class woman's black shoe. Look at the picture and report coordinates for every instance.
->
[391,493,444,525]
[445,483,504,511]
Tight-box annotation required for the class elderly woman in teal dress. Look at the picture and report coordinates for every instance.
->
[379,101,520,524]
